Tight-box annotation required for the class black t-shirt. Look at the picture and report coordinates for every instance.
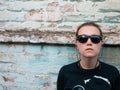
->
[57,61,120,90]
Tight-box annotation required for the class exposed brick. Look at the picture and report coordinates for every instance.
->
[0,0,120,41]
[24,9,44,21]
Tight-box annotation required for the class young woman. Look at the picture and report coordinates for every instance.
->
[57,22,120,90]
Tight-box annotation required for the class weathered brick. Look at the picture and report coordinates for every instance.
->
[24,9,44,21]
[0,1,6,11]
[99,0,120,12]
[0,0,120,40]
[7,1,48,11]
[0,11,25,22]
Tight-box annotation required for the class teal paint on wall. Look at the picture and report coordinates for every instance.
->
[0,43,120,90]
[0,43,77,90]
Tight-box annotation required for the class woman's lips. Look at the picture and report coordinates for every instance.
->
[86,48,93,51]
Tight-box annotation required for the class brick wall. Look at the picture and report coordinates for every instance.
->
[0,0,120,90]
[0,0,120,44]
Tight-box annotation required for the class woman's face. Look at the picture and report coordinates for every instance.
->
[76,25,104,58]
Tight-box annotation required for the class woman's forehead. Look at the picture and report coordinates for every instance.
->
[78,26,101,35]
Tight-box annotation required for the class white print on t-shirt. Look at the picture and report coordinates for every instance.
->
[84,75,111,87]
[84,79,91,84]
[93,75,111,87]
[72,75,111,90]
[72,85,85,90]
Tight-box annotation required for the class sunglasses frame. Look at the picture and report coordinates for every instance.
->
[77,35,102,44]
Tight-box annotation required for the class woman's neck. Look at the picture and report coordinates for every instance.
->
[79,57,99,70]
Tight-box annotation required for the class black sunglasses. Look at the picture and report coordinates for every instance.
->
[77,35,102,44]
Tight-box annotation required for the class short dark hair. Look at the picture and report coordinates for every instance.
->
[76,22,103,37]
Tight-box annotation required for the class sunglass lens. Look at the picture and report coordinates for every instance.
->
[91,36,101,44]
[77,36,88,43]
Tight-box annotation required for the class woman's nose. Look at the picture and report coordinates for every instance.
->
[86,38,92,44]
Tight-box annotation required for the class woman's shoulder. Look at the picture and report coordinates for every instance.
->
[59,61,79,73]
[100,61,119,74]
